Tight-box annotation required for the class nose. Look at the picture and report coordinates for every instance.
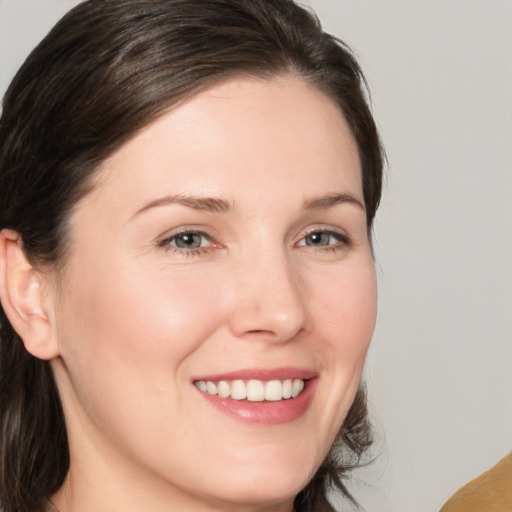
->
[228,249,306,343]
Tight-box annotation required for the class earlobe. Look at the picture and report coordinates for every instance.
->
[0,229,60,360]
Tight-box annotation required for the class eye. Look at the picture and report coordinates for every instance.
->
[171,232,205,249]
[297,229,349,250]
[159,230,212,253]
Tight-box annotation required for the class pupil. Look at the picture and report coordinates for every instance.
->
[177,234,200,248]
[308,232,328,246]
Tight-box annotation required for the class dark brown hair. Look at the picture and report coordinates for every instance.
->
[0,1,383,511]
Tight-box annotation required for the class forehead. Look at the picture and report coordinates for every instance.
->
[79,74,362,215]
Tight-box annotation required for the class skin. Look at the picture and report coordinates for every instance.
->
[24,75,376,512]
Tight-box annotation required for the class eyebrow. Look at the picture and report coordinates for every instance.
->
[302,193,365,212]
[130,194,233,220]
[130,191,364,221]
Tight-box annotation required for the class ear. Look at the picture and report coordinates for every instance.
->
[0,229,60,360]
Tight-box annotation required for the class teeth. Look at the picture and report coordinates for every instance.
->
[194,378,306,401]
[247,380,264,401]
[292,379,304,397]
[282,379,292,399]
[217,380,230,398]
[206,381,217,395]
[230,380,247,400]
[264,380,282,401]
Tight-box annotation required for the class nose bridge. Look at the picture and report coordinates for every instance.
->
[229,238,306,342]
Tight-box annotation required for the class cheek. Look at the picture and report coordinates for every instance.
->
[55,252,227,402]
[312,259,377,357]
[53,253,230,460]
[72,258,215,340]
[294,259,376,468]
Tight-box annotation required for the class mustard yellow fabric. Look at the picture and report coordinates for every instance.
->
[440,453,512,512]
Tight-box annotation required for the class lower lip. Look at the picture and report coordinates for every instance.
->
[195,379,317,425]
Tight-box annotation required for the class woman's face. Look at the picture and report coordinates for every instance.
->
[50,75,377,511]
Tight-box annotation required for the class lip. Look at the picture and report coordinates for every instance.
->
[192,367,318,425]
[192,366,317,382]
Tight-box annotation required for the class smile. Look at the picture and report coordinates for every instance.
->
[194,378,305,402]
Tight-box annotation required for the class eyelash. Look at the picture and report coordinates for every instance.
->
[158,228,350,257]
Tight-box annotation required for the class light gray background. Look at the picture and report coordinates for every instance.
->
[1,1,511,511]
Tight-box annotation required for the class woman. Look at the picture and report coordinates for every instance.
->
[0,0,383,511]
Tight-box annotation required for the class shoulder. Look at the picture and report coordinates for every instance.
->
[440,452,512,512]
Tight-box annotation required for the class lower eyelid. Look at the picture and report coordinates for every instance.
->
[168,246,208,257]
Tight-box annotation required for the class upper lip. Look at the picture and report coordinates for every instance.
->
[192,367,317,382]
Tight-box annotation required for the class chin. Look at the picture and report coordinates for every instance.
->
[208,476,305,510]
[200,447,317,508]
